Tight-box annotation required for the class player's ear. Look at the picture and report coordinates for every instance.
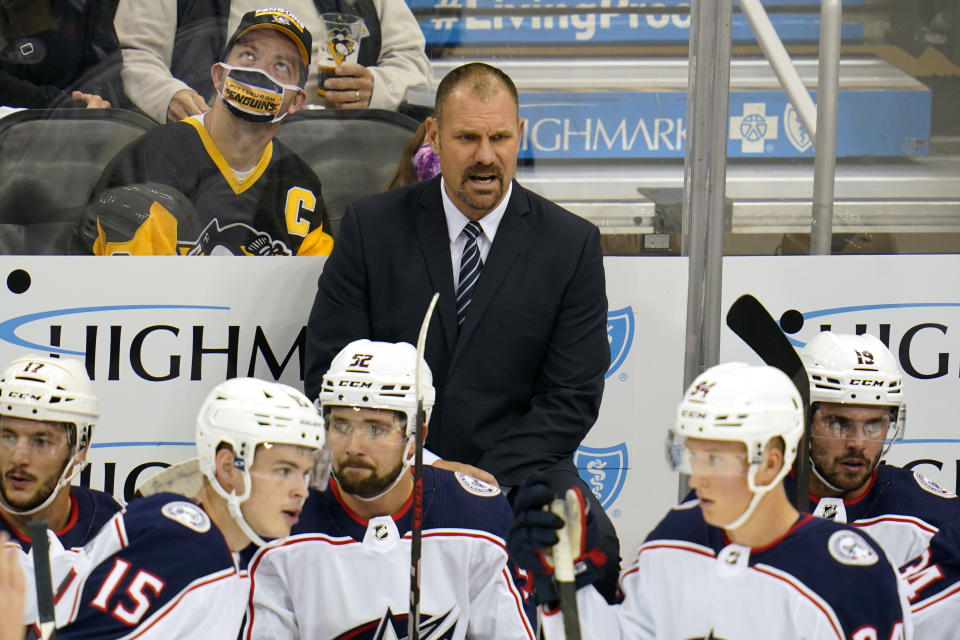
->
[214,447,241,492]
[757,445,784,487]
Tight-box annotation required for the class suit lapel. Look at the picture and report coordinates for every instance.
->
[414,178,457,354]
[452,182,532,364]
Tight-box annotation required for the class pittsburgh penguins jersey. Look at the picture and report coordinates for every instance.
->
[77,115,333,256]
[44,492,249,639]
[244,467,536,640]
[786,462,960,565]
[900,518,960,640]
[0,486,122,552]
[542,501,911,640]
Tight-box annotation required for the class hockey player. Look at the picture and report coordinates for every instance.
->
[244,339,536,639]
[509,363,912,639]
[0,355,121,552]
[44,377,330,639]
[900,516,960,639]
[794,331,959,564]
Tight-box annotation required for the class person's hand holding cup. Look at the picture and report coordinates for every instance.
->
[317,13,371,109]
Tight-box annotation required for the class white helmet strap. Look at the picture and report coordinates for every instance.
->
[206,453,268,547]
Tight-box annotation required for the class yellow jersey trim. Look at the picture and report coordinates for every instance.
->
[183,116,273,195]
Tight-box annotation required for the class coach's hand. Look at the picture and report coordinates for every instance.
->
[507,473,607,605]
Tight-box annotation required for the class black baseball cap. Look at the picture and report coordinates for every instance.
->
[224,8,312,69]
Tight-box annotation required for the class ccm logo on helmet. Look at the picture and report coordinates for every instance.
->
[681,409,707,418]
[338,381,372,388]
[6,391,43,401]
[849,379,884,387]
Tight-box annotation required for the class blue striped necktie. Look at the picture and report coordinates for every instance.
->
[456,220,484,326]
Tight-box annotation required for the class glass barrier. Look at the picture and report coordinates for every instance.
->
[0,1,957,255]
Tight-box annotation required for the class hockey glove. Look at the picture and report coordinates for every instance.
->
[507,473,606,606]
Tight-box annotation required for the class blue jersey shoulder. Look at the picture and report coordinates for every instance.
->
[61,486,123,549]
[294,467,511,540]
[643,499,720,549]
[0,486,121,552]
[759,517,905,635]
[63,494,235,639]
[421,467,512,537]
[856,463,960,526]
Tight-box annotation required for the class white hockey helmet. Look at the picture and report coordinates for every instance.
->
[196,377,330,546]
[801,331,905,422]
[0,355,99,515]
[667,362,804,530]
[318,339,435,439]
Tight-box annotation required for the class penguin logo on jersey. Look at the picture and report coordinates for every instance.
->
[185,219,291,256]
[606,306,635,379]
[575,443,628,510]
[333,605,458,639]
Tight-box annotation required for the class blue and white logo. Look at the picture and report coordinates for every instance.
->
[575,443,628,510]
[783,103,812,152]
[606,306,634,379]
[730,102,779,153]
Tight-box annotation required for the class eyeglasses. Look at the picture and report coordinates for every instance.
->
[326,418,405,443]
[812,413,891,442]
[0,430,68,456]
[665,433,749,477]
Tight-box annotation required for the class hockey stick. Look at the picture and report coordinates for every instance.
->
[28,521,57,640]
[726,294,810,512]
[134,458,203,498]
[409,292,439,640]
[550,492,582,640]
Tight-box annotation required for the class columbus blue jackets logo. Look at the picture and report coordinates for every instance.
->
[913,471,956,498]
[828,530,878,566]
[333,606,457,639]
[575,443,628,510]
[606,306,635,379]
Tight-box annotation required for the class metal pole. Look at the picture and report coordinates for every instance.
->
[679,0,732,500]
[738,0,818,140]
[811,0,842,255]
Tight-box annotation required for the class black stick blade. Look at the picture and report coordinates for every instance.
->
[726,294,811,513]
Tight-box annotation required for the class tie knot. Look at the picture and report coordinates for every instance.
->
[462,220,483,241]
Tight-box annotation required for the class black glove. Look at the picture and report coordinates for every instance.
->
[507,472,606,606]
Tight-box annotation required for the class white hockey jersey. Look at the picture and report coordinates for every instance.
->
[900,517,960,640]
[244,467,536,640]
[46,493,250,640]
[543,502,912,640]
[788,463,960,565]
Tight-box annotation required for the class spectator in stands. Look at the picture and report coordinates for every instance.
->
[72,8,333,256]
[0,0,124,109]
[114,0,432,124]
[384,119,440,190]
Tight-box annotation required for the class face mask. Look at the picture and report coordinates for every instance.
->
[217,63,302,124]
